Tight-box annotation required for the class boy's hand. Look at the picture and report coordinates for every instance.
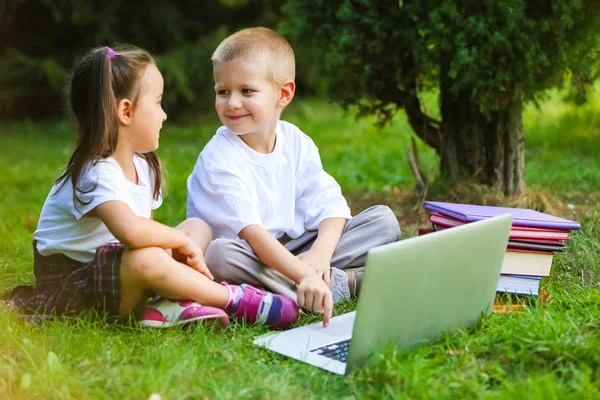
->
[173,240,214,281]
[296,271,333,327]
[297,249,331,285]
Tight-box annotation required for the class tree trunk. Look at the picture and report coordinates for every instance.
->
[438,85,525,196]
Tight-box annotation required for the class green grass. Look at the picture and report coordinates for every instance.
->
[523,89,600,193]
[1,92,600,399]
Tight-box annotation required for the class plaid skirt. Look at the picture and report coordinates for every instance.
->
[4,241,125,319]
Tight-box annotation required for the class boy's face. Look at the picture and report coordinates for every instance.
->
[214,60,282,136]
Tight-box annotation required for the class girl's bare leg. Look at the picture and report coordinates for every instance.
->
[118,218,222,318]
[119,247,229,318]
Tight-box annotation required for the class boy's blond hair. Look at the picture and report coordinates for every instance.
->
[212,27,295,86]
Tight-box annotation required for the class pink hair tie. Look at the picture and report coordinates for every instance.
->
[106,46,114,59]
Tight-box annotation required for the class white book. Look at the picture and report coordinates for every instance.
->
[501,250,553,277]
[496,275,541,296]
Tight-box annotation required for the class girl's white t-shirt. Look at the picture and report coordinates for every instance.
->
[186,120,352,239]
[34,155,162,262]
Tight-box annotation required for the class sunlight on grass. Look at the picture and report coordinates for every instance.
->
[523,87,600,192]
[1,91,600,398]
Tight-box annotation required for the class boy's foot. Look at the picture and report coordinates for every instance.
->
[138,297,230,329]
[221,283,299,329]
[347,267,364,299]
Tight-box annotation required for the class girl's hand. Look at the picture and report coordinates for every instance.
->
[173,240,214,280]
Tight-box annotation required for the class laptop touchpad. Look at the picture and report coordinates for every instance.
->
[312,314,356,338]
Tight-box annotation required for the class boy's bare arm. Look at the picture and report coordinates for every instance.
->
[297,217,346,285]
[311,217,346,257]
[239,225,312,282]
[239,225,334,326]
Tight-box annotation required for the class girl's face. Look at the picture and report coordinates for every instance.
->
[128,64,167,153]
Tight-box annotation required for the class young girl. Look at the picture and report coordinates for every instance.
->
[4,45,298,330]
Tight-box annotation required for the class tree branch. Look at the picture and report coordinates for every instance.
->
[404,137,428,193]
[403,85,442,154]
[367,58,442,153]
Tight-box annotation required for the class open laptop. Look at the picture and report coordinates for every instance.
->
[253,214,513,375]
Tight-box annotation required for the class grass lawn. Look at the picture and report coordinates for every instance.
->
[1,91,599,399]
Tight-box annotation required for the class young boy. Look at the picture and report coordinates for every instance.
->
[187,27,401,326]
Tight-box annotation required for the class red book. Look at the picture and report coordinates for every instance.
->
[418,228,435,236]
[429,213,570,240]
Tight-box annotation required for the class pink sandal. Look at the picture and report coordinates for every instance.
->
[139,297,229,328]
[222,283,299,329]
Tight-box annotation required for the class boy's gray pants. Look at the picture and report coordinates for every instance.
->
[204,205,401,303]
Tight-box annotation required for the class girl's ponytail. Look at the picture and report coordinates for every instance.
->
[85,47,118,158]
[57,47,118,209]
[56,45,161,209]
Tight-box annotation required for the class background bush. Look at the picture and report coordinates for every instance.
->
[0,0,314,121]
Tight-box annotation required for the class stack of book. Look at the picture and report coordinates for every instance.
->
[423,201,581,296]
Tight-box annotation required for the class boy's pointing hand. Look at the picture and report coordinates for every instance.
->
[296,271,333,327]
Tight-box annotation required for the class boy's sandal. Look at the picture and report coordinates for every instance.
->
[139,297,230,328]
[347,267,364,299]
[224,283,299,330]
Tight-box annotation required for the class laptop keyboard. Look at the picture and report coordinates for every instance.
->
[310,339,351,363]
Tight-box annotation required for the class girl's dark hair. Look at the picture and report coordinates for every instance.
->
[56,45,163,209]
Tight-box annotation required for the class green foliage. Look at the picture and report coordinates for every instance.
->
[1,0,286,120]
[0,48,67,116]
[283,0,600,124]
[156,29,230,123]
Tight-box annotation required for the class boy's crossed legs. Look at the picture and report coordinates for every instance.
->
[205,206,401,303]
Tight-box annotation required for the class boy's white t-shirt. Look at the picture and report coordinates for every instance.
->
[34,155,162,262]
[186,120,351,239]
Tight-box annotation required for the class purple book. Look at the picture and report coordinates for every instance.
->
[424,201,581,231]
